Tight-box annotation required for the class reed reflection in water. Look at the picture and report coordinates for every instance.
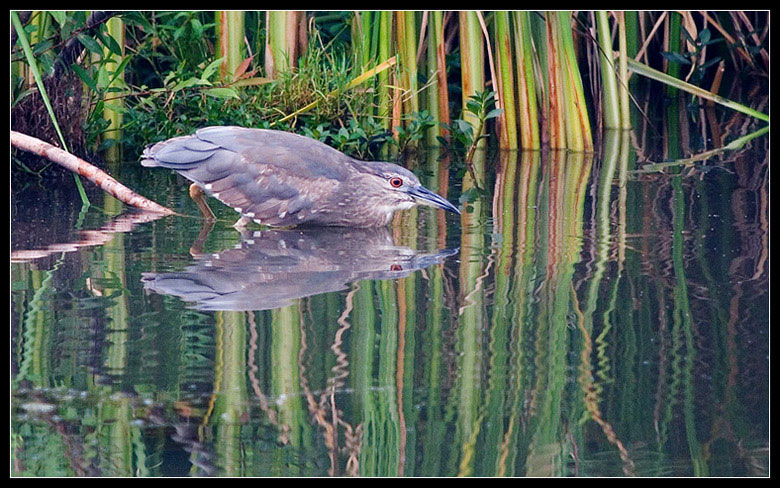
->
[10,131,768,477]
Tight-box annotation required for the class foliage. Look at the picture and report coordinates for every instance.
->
[10,10,769,166]
[440,90,502,160]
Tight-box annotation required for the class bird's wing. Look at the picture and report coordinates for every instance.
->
[142,127,355,225]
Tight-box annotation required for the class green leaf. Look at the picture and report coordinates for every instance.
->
[77,33,103,55]
[485,108,504,120]
[661,51,692,65]
[71,63,98,92]
[48,11,67,27]
[99,29,123,56]
[172,77,201,91]
[201,57,225,82]
[204,87,239,99]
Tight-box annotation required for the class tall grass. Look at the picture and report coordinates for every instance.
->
[11,10,768,171]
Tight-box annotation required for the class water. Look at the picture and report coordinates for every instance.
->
[11,132,768,477]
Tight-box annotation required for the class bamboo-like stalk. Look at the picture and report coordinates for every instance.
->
[557,11,593,151]
[425,10,450,146]
[103,16,125,161]
[664,11,682,97]
[616,11,631,129]
[265,11,298,78]
[512,11,540,150]
[494,11,518,150]
[544,12,567,149]
[217,11,245,81]
[396,11,419,123]
[596,11,621,130]
[377,11,394,131]
[459,11,486,153]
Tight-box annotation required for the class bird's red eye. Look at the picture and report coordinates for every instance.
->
[389,177,403,188]
[390,264,402,271]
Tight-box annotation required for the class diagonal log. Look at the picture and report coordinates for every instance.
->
[12,130,175,215]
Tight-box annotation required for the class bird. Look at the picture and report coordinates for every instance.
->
[141,226,458,311]
[140,126,460,228]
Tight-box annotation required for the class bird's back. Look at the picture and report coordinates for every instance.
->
[141,127,359,226]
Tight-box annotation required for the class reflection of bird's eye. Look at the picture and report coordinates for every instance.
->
[389,177,403,188]
[390,264,402,271]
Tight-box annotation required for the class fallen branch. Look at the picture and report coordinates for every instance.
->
[11,130,175,215]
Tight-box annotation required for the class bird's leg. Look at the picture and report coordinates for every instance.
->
[189,219,215,257]
[189,183,216,221]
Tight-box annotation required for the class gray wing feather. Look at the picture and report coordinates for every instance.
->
[141,126,355,225]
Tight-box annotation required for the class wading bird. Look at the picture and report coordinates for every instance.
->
[141,126,460,228]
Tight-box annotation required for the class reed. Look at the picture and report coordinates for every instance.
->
[556,11,593,151]
[102,16,125,161]
[596,11,621,130]
[424,11,450,146]
[396,11,420,124]
[512,11,540,150]
[494,12,518,150]
[216,11,246,81]
[265,11,298,78]
[458,11,486,152]
[10,10,767,185]
[377,11,394,131]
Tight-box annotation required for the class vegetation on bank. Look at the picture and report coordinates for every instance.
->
[11,11,768,168]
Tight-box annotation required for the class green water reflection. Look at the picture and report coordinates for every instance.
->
[11,131,768,477]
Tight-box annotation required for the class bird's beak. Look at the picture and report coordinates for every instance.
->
[407,185,461,215]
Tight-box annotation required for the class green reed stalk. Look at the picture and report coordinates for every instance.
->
[102,16,125,161]
[512,11,540,150]
[352,11,372,70]
[557,11,593,151]
[216,11,245,81]
[265,11,299,78]
[396,11,419,123]
[544,12,567,149]
[665,11,682,97]
[494,11,518,150]
[425,10,449,146]
[459,11,486,151]
[377,11,394,131]
[596,11,621,130]
[616,12,631,129]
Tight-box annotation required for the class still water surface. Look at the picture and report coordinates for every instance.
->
[11,134,768,477]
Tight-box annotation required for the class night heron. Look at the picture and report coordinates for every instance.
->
[141,226,458,311]
[141,126,460,228]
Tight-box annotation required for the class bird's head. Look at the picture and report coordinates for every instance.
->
[359,162,461,216]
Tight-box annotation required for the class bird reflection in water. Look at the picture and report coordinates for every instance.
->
[142,226,458,311]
